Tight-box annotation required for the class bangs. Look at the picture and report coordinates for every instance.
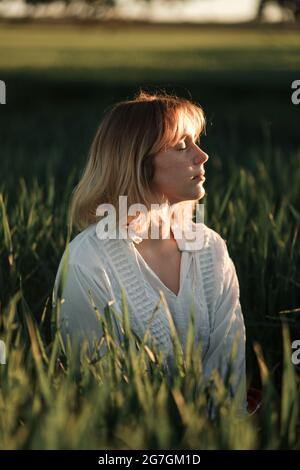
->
[158,101,206,152]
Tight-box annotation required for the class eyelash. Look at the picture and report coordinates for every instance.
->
[177,140,200,151]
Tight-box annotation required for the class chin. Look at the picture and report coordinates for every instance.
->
[170,186,206,204]
[199,189,206,199]
[194,186,205,200]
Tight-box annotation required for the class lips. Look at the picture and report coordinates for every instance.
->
[190,172,205,181]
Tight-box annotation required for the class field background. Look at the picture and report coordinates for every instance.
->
[0,22,300,449]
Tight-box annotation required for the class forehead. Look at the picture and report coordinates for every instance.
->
[155,105,204,155]
[172,112,199,142]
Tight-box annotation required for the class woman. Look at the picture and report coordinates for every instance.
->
[53,90,247,413]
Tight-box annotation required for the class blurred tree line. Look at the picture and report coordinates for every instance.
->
[22,0,300,22]
[25,0,116,6]
[257,0,300,20]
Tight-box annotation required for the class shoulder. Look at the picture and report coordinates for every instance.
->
[54,225,117,301]
[199,224,233,286]
[197,223,228,259]
[203,224,239,288]
[55,224,112,287]
[67,224,105,267]
[198,226,240,310]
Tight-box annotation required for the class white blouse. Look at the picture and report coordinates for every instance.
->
[53,220,247,413]
[134,247,210,355]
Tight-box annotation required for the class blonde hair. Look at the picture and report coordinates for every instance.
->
[70,90,206,234]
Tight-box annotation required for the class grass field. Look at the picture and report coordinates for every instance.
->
[0,23,300,449]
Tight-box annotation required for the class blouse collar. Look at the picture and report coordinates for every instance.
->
[117,219,204,252]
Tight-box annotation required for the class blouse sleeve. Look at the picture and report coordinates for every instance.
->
[202,235,247,413]
[53,260,123,364]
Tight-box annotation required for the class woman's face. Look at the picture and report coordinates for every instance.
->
[151,119,209,205]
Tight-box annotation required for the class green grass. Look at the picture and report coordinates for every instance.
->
[1,24,300,87]
[0,23,300,449]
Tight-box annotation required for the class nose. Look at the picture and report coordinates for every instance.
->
[192,145,209,165]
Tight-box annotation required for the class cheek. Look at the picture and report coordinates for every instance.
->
[152,152,187,190]
[153,162,179,188]
[155,155,182,178]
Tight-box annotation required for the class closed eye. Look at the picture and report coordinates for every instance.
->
[177,139,200,152]
[176,137,189,151]
[175,134,201,151]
